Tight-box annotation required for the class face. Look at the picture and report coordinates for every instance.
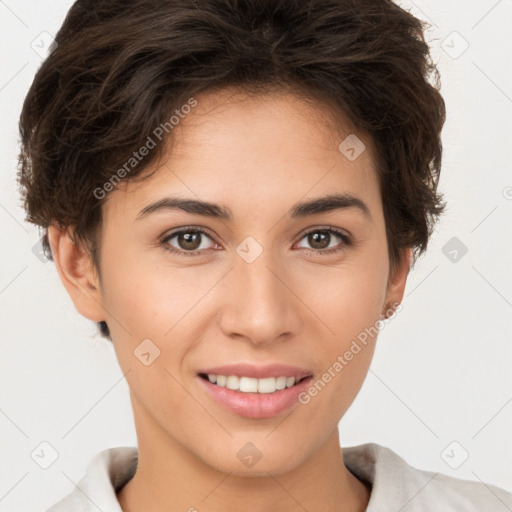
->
[54,87,409,476]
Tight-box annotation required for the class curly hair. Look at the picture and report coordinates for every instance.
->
[17,0,446,340]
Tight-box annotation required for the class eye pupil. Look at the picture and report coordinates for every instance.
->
[309,231,330,249]
[179,231,201,250]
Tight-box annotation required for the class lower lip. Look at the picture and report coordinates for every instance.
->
[197,375,313,419]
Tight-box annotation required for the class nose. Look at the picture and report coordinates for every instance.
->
[218,249,302,346]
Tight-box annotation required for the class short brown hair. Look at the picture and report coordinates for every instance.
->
[17,0,446,340]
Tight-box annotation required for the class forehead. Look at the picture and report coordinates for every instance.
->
[171,86,371,157]
[103,87,380,222]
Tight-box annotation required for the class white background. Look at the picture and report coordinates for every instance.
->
[1,0,511,510]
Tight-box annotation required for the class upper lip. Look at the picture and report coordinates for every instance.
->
[197,363,313,381]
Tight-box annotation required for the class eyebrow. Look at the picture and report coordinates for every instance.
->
[136,193,371,222]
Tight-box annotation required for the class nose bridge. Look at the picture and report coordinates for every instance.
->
[220,243,299,344]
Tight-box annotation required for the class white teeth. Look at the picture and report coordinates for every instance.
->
[257,377,276,394]
[239,376,258,392]
[205,374,300,393]
[276,376,287,390]
[226,375,239,390]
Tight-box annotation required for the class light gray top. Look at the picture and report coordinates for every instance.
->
[46,442,512,511]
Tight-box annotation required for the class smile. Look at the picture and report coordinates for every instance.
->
[199,373,309,394]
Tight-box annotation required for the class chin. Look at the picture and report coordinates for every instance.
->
[202,444,305,477]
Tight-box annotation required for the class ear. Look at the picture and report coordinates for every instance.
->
[382,247,412,316]
[47,224,106,322]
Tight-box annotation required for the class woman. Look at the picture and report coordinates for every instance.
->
[17,0,512,510]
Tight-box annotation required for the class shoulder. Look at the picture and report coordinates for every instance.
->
[46,490,86,512]
[343,442,512,512]
[45,446,138,512]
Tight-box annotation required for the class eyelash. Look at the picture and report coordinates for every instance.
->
[159,226,352,257]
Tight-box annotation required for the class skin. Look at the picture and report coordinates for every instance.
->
[48,87,411,512]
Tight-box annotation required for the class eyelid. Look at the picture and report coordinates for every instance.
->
[160,224,216,240]
[298,224,351,241]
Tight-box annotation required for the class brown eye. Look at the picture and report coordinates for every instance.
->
[162,228,216,255]
[307,231,331,250]
[176,231,202,250]
[296,228,351,254]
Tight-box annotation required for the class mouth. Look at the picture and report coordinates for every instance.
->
[195,363,314,418]
[198,373,312,394]
[196,371,314,419]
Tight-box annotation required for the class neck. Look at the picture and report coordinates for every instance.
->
[117,397,370,512]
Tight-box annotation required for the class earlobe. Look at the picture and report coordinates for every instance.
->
[47,224,106,323]
[382,247,412,318]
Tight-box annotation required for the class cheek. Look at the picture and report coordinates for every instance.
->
[297,245,389,407]
[304,251,388,343]
[99,239,213,339]
[100,251,210,422]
